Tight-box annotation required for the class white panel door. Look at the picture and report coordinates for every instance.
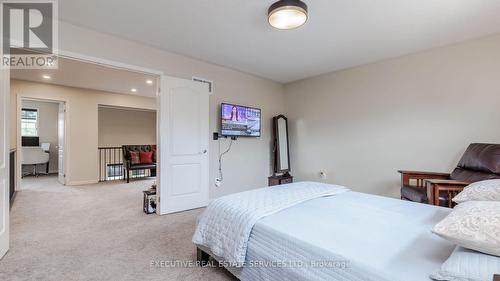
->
[0,58,10,258]
[157,76,209,215]
[57,102,65,185]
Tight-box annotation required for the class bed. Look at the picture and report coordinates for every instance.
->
[194,182,455,281]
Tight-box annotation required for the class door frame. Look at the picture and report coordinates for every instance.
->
[7,47,200,215]
[0,51,10,260]
[33,49,169,214]
[16,97,67,187]
[1,46,186,259]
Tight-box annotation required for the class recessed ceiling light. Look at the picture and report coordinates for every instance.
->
[131,88,137,93]
[268,0,308,30]
[42,75,51,79]
[146,79,153,84]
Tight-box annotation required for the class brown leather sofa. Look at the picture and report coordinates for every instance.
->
[399,143,500,207]
[122,145,156,183]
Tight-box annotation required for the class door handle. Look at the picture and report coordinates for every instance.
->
[200,149,207,154]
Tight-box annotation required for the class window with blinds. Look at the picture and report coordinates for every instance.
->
[21,108,39,136]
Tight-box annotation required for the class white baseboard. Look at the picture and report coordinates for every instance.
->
[66,180,99,186]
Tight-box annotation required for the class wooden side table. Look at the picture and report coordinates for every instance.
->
[425,179,469,207]
[268,175,293,186]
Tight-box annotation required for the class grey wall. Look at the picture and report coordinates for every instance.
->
[285,34,500,198]
[35,21,500,200]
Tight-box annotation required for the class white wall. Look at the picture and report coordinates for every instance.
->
[11,80,157,185]
[98,107,156,147]
[21,100,59,173]
[57,22,285,197]
[285,34,500,198]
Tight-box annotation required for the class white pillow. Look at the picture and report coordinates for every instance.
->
[430,247,500,281]
[453,179,500,204]
[432,201,500,257]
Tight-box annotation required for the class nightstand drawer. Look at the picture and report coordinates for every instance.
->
[268,175,293,186]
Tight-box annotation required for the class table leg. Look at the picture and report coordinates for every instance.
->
[433,185,441,206]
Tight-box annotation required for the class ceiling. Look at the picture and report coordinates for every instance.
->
[59,0,500,83]
[11,57,158,97]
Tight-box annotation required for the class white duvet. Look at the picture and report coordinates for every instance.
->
[192,181,349,266]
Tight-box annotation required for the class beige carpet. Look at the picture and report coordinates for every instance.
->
[0,176,235,281]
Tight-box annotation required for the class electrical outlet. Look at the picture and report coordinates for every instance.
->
[319,171,327,179]
[215,178,222,187]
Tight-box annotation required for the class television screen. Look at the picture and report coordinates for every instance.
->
[221,103,261,137]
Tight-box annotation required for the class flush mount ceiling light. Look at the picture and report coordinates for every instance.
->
[268,0,308,30]
[146,79,153,84]
[42,74,51,79]
[130,88,137,93]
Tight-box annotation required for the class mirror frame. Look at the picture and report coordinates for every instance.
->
[273,115,291,174]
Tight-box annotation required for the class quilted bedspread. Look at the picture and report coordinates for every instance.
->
[192,181,349,266]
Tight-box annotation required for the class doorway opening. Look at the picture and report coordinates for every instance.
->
[19,98,66,190]
[5,48,209,229]
[10,56,160,191]
[97,105,157,182]
[1,48,172,261]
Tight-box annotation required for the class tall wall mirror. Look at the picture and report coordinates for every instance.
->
[273,115,290,175]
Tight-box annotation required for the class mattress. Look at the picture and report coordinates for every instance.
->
[228,191,455,281]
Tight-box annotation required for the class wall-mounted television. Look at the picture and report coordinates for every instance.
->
[221,103,261,137]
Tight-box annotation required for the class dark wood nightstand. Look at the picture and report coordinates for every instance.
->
[268,175,293,186]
